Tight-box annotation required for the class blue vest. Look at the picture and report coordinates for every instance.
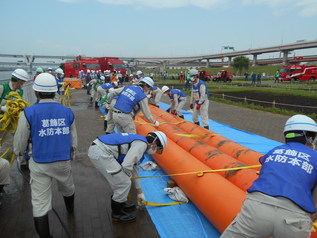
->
[24,102,74,163]
[98,133,147,164]
[114,86,146,113]
[101,83,113,89]
[192,80,209,104]
[248,142,317,213]
[170,89,186,102]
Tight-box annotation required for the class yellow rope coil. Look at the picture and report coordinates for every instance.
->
[0,91,29,164]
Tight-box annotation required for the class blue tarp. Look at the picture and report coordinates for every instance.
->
[139,102,282,238]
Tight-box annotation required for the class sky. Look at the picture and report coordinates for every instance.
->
[1,0,317,58]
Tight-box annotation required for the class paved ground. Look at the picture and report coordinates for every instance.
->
[0,86,290,238]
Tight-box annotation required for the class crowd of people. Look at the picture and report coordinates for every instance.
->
[1,66,317,238]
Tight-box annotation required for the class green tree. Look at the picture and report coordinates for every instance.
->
[232,56,250,75]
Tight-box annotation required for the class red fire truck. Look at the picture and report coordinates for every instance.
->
[64,57,100,78]
[93,57,127,75]
[279,65,317,81]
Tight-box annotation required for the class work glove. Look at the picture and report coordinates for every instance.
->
[154,121,160,127]
[189,104,193,109]
[147,94,151,99]
[137,193,146,206]
[166,108,171,113]
[171,110,177,115]
[0,106,7,112]
[196,104,202,110]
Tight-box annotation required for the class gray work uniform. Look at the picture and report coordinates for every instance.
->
[13,99,78,217]
[190,82,209,127]
[107,87,156,134]
[170,93,187,117]
[88,138,146,203]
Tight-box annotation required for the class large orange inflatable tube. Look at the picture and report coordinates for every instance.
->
[149,105,263,169]
[137,114,258,191]
[135,118,245,233]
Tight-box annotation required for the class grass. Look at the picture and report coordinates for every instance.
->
[154,75,317,120]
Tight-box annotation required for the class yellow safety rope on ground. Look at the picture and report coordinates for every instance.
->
[143,201,187,206]
[313,222,317,232]
[132,164,261,179]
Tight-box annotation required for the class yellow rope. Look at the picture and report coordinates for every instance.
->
[132,164,261,179]
[143,201,187,206]
[0,91,29,134]
[60,83,71,108]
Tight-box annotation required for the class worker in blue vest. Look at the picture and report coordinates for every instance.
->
[106,77,159,133]
[13,73,78,238]
[161,85,187,119]
[189,69,210,129]
[88,131,167,223]
[221,114,317,238]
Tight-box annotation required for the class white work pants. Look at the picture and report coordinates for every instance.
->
[0,158,10,185]
[113,112,136,134]
[220,192,312,238]
[88,144,131,203]
[192,100,209,127]
[29,158,75,217]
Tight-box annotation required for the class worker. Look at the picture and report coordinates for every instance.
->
[106,77,159,133]
[34,67,44,80]
[189,69,210,129]
[87,131,167,223]
[147,86,163,108]
[221,114,317,238]
[0,68,29,111]
[97,80,115,131]
[162,86,187,119]
[55,68,64,94]
[131,70,144,85]
[13,73,78,238]
[88,74,102,108]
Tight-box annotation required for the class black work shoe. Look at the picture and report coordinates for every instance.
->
[122,201,136,212]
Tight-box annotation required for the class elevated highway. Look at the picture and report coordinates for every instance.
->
[1,40,317,72]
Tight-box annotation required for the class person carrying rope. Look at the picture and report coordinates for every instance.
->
[13,73,78,238]
[88,131,167,223]
[221,115,317,238]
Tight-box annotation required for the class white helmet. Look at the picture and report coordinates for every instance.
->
[55,68,64,74]
[12,68,29,81]
[162,85,170,93]
[189,69,198,76]
[100,76,105,80]
[152,131,167,149]
[33,73,58,92]
[136,70,143,75]
[284,115,317,134]
[140,77,154,87]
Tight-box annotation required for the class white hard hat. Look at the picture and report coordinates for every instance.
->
[12,68,29,81]
[152,131,167,149]
[284,115,317,134]
[87,70,91,73]
[189,69,198,76]
[161,85,170,93]
[140,77,154,87]
[113,81,118,86]
[136,70,143,75]
[33,73,58,92]
[100,76,105,80]
[129,74,133,77]
[55,68,64,74]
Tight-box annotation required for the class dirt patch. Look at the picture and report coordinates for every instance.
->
[212,91,317,115]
